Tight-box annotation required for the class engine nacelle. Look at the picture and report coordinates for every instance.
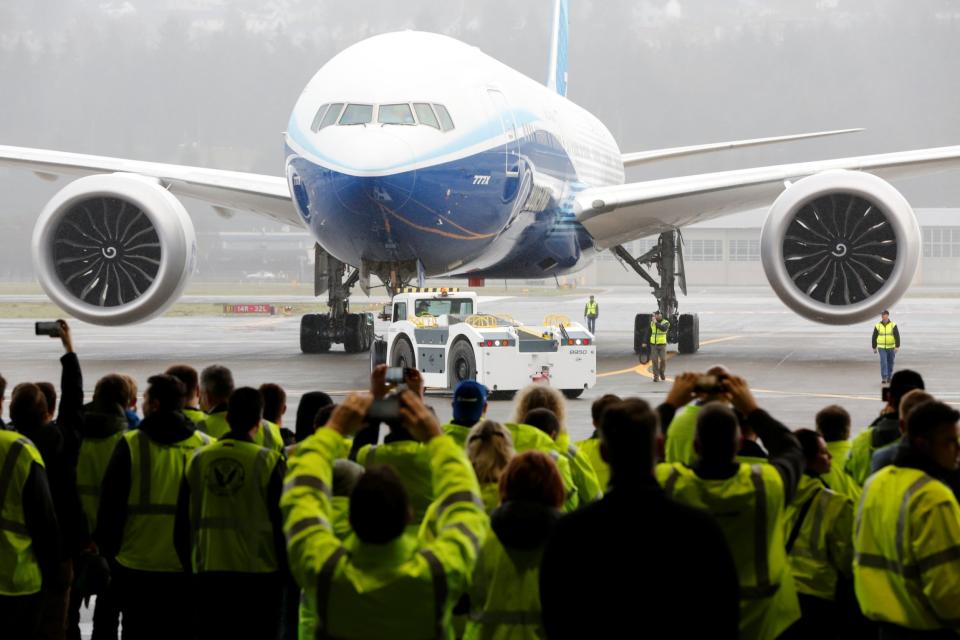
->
[760,170,920,325]
[32,173,196,325]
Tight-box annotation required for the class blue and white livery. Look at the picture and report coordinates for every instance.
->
[3,0,960,353]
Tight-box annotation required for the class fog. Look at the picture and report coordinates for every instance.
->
[2,0,960,279]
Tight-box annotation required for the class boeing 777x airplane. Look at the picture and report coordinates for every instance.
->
[2,0,958,357]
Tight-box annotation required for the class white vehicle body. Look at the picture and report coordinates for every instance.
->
[380,289,595,394]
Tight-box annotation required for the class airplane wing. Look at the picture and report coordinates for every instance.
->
[620,128,863,166]
[0,145,297,225]
[578,144,960,249]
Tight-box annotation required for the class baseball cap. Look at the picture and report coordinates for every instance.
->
[452,380,488,424]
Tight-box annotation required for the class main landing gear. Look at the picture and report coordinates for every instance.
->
[300,244,374,354]
[612,230,700,359]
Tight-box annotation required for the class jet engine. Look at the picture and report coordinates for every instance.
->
[32,173,196,325]
[760,170,920,325]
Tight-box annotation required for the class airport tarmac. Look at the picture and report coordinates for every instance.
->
[3,285,956,442]
[7,283,956,638]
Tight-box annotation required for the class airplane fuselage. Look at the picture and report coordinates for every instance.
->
[283,31,623,282]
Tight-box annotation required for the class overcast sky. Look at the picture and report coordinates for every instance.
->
[2,0,960,275]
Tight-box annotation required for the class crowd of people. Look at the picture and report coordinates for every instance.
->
[1,320,959,639]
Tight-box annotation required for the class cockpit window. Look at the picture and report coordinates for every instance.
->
[339,104,373,125]
[311,104,329,132]
[433,104,455,131]
[319,103,344,129]
[413,103,440,129]
[378,103,416,125]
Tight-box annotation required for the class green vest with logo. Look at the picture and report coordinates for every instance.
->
[117,429,212,572]
[0,432,45,595]
[186,438,282,573]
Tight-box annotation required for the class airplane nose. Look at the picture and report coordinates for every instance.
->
[333,128,417,213]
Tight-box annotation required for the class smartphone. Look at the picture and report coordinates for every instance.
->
[881,385,891,403]
[35,321,61,337]
[385,367,406,385]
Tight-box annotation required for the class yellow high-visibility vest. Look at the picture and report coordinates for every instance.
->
[117,429,212,572]
[185,439,282,573]
[656,462,801,640]
[854,465,960,631]
[0,432,45,595]
[650,320,669,345]
[875,321,897,349]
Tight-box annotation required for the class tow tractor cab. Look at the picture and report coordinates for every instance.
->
[372,288,596,398]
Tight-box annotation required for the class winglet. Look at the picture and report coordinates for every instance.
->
[546,0,568,97]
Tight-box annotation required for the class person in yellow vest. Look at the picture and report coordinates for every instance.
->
[94,374,213,640]
[74,373,130,638]
[784,429,855,636]
[512,384,603,504]
[174,387,287,639]
[814,404,862,502]
[846,369,925,486]
[583,295,598,333]
[465,420,515,513]
[643,310,670,382]
[296,458,365,640]
[663,366,730,466]
[655,375,805,639]
[854,400,960,638]
[198,364,233,438]
[442,380,488,449]
[198,364,283,453]
[0,429,62,640]
[165,364,205,424]
[575,394,621,492]
[281,390,488,638]
[260,382,295,446]
[872,309,901,384]
[465,451,563,639]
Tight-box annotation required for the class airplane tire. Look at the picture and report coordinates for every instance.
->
[562,388,585,399]
[678,313,700,354]
[634,313,651,359]
[344,313,368,353]
[300,314,331,354]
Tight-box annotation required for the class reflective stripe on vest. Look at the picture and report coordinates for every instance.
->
[650,320,668,345]
[854,466,960,629]
[663,464,777,598]
[875,321,897,349]
[188,441,279,573]
[76,431,125,532]
[117,429,209,572]
[0,433,44,595]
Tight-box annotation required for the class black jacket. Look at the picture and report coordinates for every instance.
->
[94,410,198,562]
[21,457,64,588]
[172,432,288,576]
[540,476,740,639]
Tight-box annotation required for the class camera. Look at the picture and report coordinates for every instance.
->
[694,374,726,395]
[35,321,62,337]
[368,367,415,425]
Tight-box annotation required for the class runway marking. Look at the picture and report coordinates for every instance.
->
[699,336,746,346]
